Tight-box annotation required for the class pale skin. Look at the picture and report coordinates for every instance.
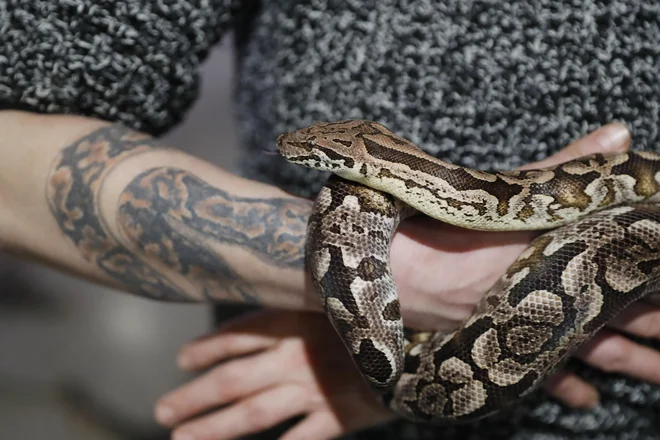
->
[0,110,658,438]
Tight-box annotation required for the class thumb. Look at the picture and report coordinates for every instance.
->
[519,122,631,170]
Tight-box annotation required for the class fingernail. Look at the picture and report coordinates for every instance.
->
[155,404,175,424]
[595,123,631,152]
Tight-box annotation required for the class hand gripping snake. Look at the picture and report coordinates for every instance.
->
[276,120,660,423]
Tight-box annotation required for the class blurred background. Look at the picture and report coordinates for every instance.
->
[0,38,239,439]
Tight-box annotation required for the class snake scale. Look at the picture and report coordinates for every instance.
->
[276,120,660,423]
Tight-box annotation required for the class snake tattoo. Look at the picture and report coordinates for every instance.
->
[276,119,660,423]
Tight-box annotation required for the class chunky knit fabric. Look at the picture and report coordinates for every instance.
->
[235,1,660,200]
[0,0,238,135]
[2,1,660,438]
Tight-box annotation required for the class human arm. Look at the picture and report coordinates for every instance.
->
[0,109,511,325]
[0,110,317,309]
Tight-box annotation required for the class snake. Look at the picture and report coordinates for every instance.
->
[276,119,660,423]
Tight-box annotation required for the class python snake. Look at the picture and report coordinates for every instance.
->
[276,119,660,423]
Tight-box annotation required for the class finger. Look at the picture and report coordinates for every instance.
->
[576,329,660,385]
[519,122,631,170]
[608,302,660,339]
[280,412,341,440]
[171,385,307,440]
[177,331,277,372]
[543,370,599,409]
[177,310,294,372]
[155,349,285,427]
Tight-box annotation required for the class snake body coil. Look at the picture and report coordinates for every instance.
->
[277,120,660,423]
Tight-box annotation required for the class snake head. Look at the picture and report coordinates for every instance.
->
[276,120,371,176]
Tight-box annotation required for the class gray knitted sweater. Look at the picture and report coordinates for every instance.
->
[2,0,660,438]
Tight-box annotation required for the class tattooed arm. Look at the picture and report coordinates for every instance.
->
[0,110,536,328]
[3,110,623,332]
[0,111,317,310]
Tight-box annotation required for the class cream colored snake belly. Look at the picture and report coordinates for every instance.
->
[276,119,660,423]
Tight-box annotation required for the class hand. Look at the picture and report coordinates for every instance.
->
[156,310,393,440]
[155,305,660,440]
[390,122,635,332]
[156,123,660,439]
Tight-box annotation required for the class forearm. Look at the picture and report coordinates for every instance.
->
[0,111,318,310]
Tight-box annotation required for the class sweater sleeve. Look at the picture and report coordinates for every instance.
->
[0,0,240,135]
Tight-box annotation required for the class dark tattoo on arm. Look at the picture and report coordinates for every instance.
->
[46,124,312,303]
[117,168,310,302]
[47,125,187,300]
